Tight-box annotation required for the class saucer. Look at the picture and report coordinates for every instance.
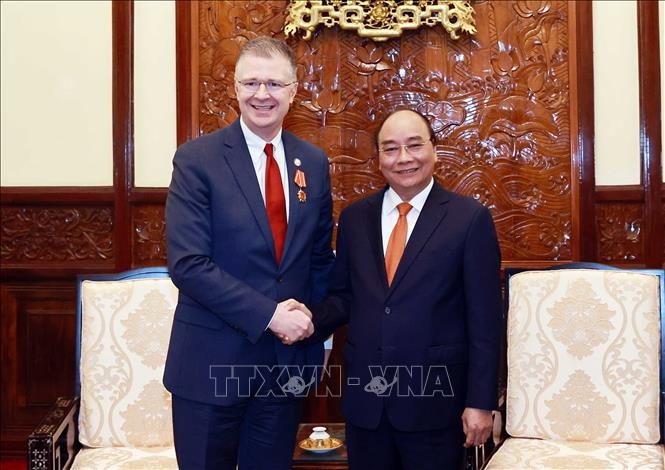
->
[298,437,344,454]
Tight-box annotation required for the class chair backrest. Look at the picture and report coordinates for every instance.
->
[75,267,177,448]
[504,264,664,444]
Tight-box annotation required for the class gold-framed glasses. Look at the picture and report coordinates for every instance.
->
[236,80,296,93]
[379,140,431,158]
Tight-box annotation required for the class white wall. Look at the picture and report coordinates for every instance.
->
[134,0,177,188]
[593,0,641,185]
[0,1,656,187]
[0,1,113,186]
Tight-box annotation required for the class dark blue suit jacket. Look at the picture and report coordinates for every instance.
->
[313,182,502,432]
[164,119,334,405]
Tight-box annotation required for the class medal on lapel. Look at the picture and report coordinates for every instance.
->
[293,158,307,203]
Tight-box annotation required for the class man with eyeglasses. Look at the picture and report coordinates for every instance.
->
[301,109,502,469]
[164,36,334,469]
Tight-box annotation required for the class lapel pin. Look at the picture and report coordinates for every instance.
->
[294,158,302,167]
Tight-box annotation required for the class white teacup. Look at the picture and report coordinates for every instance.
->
[309,426,331,447]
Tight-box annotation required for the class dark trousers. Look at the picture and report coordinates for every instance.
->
[346,411,465,470]
[172,394,301,470]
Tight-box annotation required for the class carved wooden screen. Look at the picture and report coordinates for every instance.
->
[183,0,582,264]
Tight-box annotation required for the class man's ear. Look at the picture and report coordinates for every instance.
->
[288,82,298,103]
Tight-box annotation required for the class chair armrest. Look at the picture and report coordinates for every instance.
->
[27,397,80,470]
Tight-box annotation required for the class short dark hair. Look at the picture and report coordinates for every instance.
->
[235,36,297,80]
[375,108,436,150]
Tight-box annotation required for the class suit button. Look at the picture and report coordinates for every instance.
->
[277,277,283,283]
[384,307,391,314]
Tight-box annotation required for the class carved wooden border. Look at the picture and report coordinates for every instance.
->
[595,186,645,265]
[131,189,167,267]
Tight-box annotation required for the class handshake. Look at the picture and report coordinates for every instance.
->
[268,299,314,345]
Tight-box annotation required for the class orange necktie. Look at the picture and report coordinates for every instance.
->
[385,202,412,286]
[264,143,287,264]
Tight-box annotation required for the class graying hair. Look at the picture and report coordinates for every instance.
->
[235,36,297,79]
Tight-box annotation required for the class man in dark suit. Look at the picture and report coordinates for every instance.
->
[304,109,502,469]
[164,36,334,469]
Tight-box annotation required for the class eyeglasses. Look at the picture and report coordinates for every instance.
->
[236,80,296,93]
[379,140,432,158]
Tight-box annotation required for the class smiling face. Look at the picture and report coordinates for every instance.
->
[234,53,297,141]
[377,110,436,201]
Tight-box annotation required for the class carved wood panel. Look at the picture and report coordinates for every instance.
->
[195,0,577,261]
[0,206,114,266]
[132,204,167,266]
[596,202,644,264]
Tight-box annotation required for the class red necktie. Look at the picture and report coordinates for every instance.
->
[264,143,287,264]
[385,202,412,286]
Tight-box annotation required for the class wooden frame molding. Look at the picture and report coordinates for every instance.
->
[637,1,663,268]
[175,0,198,145]
[112,1,134,271]
[574,1,596,261]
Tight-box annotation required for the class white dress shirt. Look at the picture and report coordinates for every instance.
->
[381,179,434,254]
[240,118,290,220]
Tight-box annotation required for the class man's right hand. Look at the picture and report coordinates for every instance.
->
[268,299,314,344]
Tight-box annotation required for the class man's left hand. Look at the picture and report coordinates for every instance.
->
[461,407,493,447]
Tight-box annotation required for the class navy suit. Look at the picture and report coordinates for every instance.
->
[313,182,502,468]
[164,119,334,468]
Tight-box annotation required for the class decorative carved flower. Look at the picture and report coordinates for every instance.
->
[369,2,391,24]
[478,96,558,141]
[350,42,391,75]
[514,0,551,18]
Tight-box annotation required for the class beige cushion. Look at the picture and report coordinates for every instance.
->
[72,446,177,469]
[485,438,664,469]
[506,270,661,443]
[78,278,178,448]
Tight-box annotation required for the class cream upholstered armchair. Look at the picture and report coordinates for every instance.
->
[485,263,665,469]
[28,267,179,470]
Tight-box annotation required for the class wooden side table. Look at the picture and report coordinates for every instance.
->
[292,422,348,469]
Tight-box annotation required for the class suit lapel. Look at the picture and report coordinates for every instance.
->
[364,189,390,293]
[387,183,450,295]
[280,133,301,269]
[221,121,276,260]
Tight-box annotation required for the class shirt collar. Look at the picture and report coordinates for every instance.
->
[239,117,283,161]
[383,178,434,215]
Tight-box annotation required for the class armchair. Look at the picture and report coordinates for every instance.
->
[485,263,665,469]
[27,267,178,470]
